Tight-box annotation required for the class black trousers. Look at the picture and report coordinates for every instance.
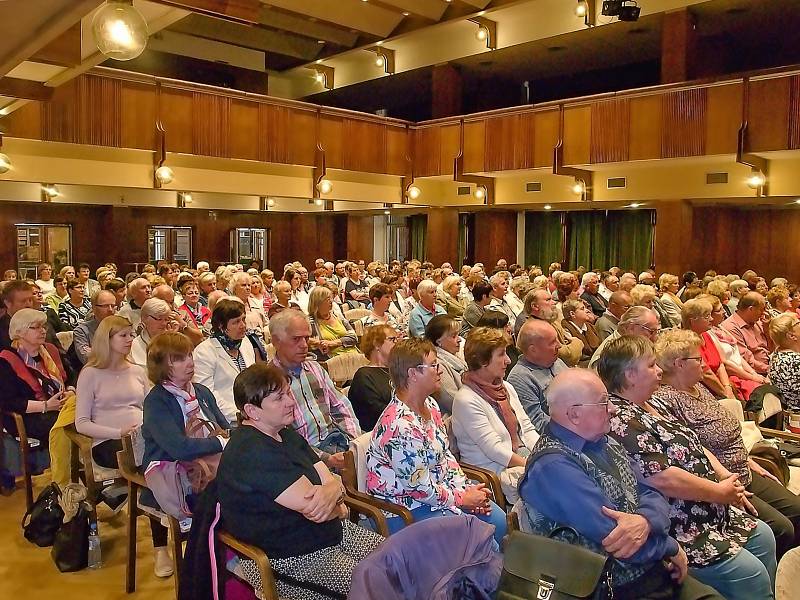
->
[748,470,800,561]
[92,439,168,548]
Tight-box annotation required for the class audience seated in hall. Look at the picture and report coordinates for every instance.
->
[424,314,467,415]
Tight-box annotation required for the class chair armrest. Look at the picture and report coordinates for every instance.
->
[759,427,800,443]
[461,462,507,508]
[218,531,279,600]
[343,494,391,536]
[342,486,413,525]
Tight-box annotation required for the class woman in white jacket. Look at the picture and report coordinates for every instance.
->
[452,326,539,504]
[192,298,256,423]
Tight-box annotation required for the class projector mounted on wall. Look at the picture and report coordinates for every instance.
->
[602,0,640,22]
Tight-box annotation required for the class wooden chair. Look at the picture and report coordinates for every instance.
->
[116,434,184,600]
[2,411,40,511]
[64,425,123,521]
[56,330,74,352]
[217,530,280,600]
[344,308,371,322]
[352,318,365,338]
[322,352,369,386]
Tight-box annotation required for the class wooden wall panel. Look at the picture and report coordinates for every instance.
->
[288,110,316,166]
[120,81,156,151]
[661,88,707,158]
[533,110,559,168]
[654,201,693,276]
[473,211,517,267]
[563,106,591,165]
[413,127,441,177]
[41,78,79,143]
[590,99,630,163]
[4,101,41,140]
[385,126,408,175]
[747,77,790,152]
[257,104,290,164]
[78,75,121,147]
[706,83,742,155]
[192,93,230,158]
[228,99,259,161]
[319,115,343,169]
[789,75,800,150]
[426,208,459,266]
[484,113,534,172]
[629,96,662,160]
[159,88,193,154]
[346,215,375,261]
[439,124,460,177]
[463,120,486,173]
[342,119,386,173]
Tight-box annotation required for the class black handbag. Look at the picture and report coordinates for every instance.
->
[51,503,90,572]
[496,529,612,600]
[21,483,64,547]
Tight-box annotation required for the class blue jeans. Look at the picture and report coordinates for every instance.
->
[385,500,507,546]
[689,519,776,600]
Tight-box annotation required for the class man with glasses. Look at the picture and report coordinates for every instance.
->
[721,292,773,376]
[596,290,633,342]
[517,368,721,600]
[588,306,660,369]
[72,290,119,364]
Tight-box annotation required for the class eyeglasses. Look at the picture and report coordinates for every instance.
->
[638,323,659,334]
[95,303,116,309]
[681,356,703,363]
[572,393,613,408]
[416,362,442,373]
[385,336,398,342]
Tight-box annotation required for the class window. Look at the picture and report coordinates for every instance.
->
[148,226,192,265]
[231,228,268,267]
[16,224,72,279]
[385,215,410,262]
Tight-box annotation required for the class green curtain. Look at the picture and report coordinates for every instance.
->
[524,211,563,268]
[567,209,654,272]
[409,214,427,261]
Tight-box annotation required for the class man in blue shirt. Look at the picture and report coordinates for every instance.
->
[518,368,722,600]
[408,279,445,338]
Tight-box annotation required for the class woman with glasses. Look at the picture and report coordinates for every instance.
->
[653,328,800,562]
[424,314,466,414]
[366,338,507,543]
[308,285,358,361]
[130,298,175,368]
[597,335,776,600]
[768,313,800,411]
[348,325,398,431]
[452,327,538,504]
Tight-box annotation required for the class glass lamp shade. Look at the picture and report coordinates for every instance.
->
[407,185,421,200]
[155,165,174,184]
[0,153,10,174]
[317,179,333,194]
[92,1,149,61]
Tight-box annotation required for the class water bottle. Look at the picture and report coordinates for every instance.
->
[88,522,102,569]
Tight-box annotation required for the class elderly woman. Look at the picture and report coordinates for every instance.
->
[230,272,267,338]
[259,269,274,312]
[193,298,256,424]
[177,279,210,329]
[653,328,800,561]
[436,275,465,320]
[452,327,539,503]
[682,297,758,402]
[658,273,683,327]
[360,283,400,331]
[561,297,601,367]
[408,279,446,338]
[348,324,398,431]
[284,268,309,313]
[706,279,733,318]
[768,313,800,412]
[130,298,175,368]
[766,287,791,320]
[218,363,383,599]
[249,273,270,316]
[424,315,467,415]
[35,263,55,297]
[308,285,358,360]
[0,308,67,441]
[197,272,217,306]
[366,338,507,543]
[598,336,776,600]
[58,278,91,328]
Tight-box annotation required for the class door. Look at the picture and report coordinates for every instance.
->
[16,224,72,279]
[231,228,268,267]
[148,226,192,265]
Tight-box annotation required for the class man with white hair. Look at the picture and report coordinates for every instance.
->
[638,271,655,286]
[408,279,445,337]
[269,310,360,468]
[517,369,717,600]
[619,272,637,292]
[117,277,152,331]
[196,261,210,274]
[599,272,619,301]
[581,271,608,318]
[588,306,660,369]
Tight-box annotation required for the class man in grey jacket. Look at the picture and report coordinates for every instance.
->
[73,290,117,363]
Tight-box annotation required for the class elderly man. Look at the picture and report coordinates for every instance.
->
[588,306,660,369]
[727,279,750,314]
[269,310,360,468]
[117,277,152,331]
[720,292,773,375]
[487,273,518,323]
[581,272,608,318]
[599,272,619,301]
[507,319,569,433]
[619,272,637,292]
[515,289,583,367]
[596,290,633,341]
[72,290,118,364]
[638,271,656,286]
[196,260,210,274]
[409,279,445,337]
[151,283,176,307]
[518,369,721,600]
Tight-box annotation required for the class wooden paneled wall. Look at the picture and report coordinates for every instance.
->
[473,211,517,268]
[425,208,459,267]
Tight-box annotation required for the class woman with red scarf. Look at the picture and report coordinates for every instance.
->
[451,327,540,504]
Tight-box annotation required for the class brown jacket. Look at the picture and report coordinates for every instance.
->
[562,320,602,367]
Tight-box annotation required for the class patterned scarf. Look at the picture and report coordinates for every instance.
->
[212,330,242,351]
[13,341,64,393]
[461,371,521,452]
[162,381,200,421]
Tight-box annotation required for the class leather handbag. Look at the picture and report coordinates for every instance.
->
[51,503,90,572]
[750,442,790,486]
[496,529,612,600]
[21,483,65,547]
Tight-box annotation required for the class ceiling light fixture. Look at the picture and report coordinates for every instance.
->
[92,0,149,61]
[368,47,395,74]
[407,185,421,200]
[629,202,641,208]
[474,186,487,201]
[314,198,324,206]
[307,65,334,90]
[317,179,333,195]
[41,184,59,201]
[572,179,586,195]
[177,191,192,208]
[267,197,275,207]
[746,170,766,189]
[155,165,174,185]
[575,1,588,17]
[468,16,497,50]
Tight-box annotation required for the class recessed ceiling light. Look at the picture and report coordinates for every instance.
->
[543,204,552,210]
[547,46,567,52]
[317,40,325,44]
[402,12,409,16]
[629,202,642,208]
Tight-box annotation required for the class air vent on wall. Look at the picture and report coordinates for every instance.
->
[706,172,729,184]
[526,182,542,192]
[607,177,627,189]
[457,186,471,196]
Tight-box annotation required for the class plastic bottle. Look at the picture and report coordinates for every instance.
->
[87,522,102,569]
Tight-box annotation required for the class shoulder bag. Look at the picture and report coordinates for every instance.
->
[21,483,64,547]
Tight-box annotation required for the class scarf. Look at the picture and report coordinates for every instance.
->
[183,301,203,324]
[212,330,242,351]
[13,341,64,393]
[461,371,521,452]
[162,381,201,421]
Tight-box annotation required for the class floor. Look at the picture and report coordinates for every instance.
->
[0,474,174,599]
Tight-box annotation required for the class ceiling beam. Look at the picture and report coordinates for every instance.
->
[149,0,261,25]
[29,22,82,68]
[0,77,54,101]
[370,0,446,21]
[149,30,266,72]
[264,0,403,38]
[259,7,359,47]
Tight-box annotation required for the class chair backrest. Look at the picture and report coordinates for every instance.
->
[441,415,461,461]
[344,308,371,321]
[265,343,276,360]
[117,431,146,485]
[348,431,373,492]
[352,319,365,338]
[56,330,74,351]
[324,352,369,385]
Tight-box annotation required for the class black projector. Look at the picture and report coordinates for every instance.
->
[619,4,641,21]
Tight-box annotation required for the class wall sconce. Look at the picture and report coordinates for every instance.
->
[41,183,59,202]
[368,47,395,75]
[572,178,587,196]
[153,121,173,188]
[177,191,192,208]
[314,198,324,206]
[316,179,333,195]
[406,184,421,200]
[383,202,392,216]
[468,17,497,50]
[0,134,11,174]
[92,0,149,61]
[575,0,596,26]
[307,64,334,90]
[474,185,487,201]
[155,165,173,185]
[746,169,766,190]
[259,196,275,211]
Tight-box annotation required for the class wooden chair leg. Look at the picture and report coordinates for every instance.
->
[167,517,183,600]
[125,481,139,594]
[16,424,33,512]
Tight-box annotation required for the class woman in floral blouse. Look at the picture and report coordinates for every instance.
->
[653,328,800,562]
[365,338,507,544]
[597,335,776,600]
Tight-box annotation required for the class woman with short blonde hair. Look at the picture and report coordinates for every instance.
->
[436,274,465,320]
[768,313,800,412]
[631,283,656,309]
[766,286,791,319]
[308,285,357,360]
[659,273,683,327]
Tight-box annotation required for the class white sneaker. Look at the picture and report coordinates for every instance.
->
[153,546,174,578]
